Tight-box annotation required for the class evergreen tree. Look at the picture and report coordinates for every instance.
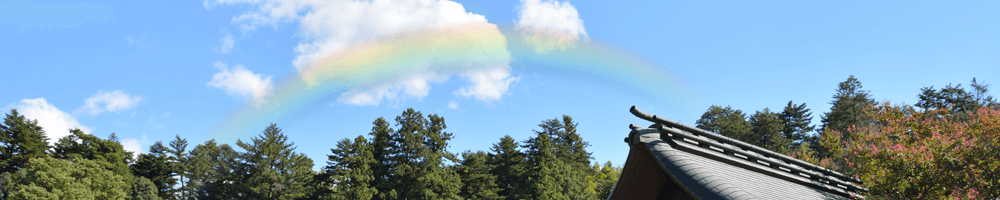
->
[0,109,50,174]
[488,135,525,200]
[523,116,598,200]
[521,131,567,200]
[457,150,501,200]
[52,128,135,185]
[367,117,397,199]
[234,123,316,200]
[387,109,462,199]
[750,108,790,154]
[185,139,242,199]
[552,115,591,168]
[696,105,753,143]
[321,136,378,200]
[130,141,176,199]
[167,135,189,198]
[779,101,815,148]
[592,161,621,199]
[817,75,875,158]
[129,177,163,200]
[917,77,998,112]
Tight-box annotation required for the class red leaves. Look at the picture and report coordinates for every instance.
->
[822,102,1000,199]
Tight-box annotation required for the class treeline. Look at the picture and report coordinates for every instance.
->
[696,76,999,199]
[0,108,621,199]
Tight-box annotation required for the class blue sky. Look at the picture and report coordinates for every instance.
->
[2,0,998,170]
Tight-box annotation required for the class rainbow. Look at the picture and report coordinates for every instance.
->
[210,23,700,141]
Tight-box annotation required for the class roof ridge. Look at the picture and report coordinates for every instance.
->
[629,106,868,194]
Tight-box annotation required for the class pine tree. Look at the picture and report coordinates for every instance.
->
[0,109,50,174]
[750,108,790,154]
[235,123,316,200]
[917,77,998,113]
[779,101,815,149]
[130,141,176,199]
[553,115,591,168]
[167,135,189,198]
[696,105,753,144]
[817,75,875,158]
[522,116,597,200]
[457,150,501,200]
[387,109,462,199]
[322,136,378,200]
[186,139,242,199]
[367,117,397,199]
[488,135,525,200]
[521,132,567,200]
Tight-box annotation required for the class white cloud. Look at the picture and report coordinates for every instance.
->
[209,0,521,105]
[11,98,92,144]
[207,62,274,104]
[121,138,143,158]
[448,100,458,109]
[336,73,449,106]
[456,66,520,103]
[206,0,491,68]
[218,28,235,53]
[74,90,143,116]
[516,0,587,53]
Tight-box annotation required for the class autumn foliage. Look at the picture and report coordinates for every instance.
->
[796,102,1000,199]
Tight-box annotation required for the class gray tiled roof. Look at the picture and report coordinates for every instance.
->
[615,106,867,199]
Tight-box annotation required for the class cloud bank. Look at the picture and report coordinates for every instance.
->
[207,0,588,106]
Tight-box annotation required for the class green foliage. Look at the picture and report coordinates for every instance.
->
[750,108,790,154]
[817,75,875,157]
[321,136,378,200]
[367,117,397,199]
[488,135,525,199]
[130,141,175,199]
[916,78,998,113]
[779,101,815,148]
[185,139,242,199]
[0,109,50,174]
[387,109,462,199]
[167,135,189,198]
[51,128,135,187]
[521,116,599,200]
[234,123,316,200]
[521,132,568,200]
[129,177,162,200]
[7,157,129,199]
[696,105,753,143]
[591,161,621,199]
[457,150,501,200]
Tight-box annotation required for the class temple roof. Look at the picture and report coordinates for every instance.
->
[608,106,867,200]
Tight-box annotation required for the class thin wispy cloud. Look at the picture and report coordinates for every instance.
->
[74,90,143,116]
[217,28,235,53]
